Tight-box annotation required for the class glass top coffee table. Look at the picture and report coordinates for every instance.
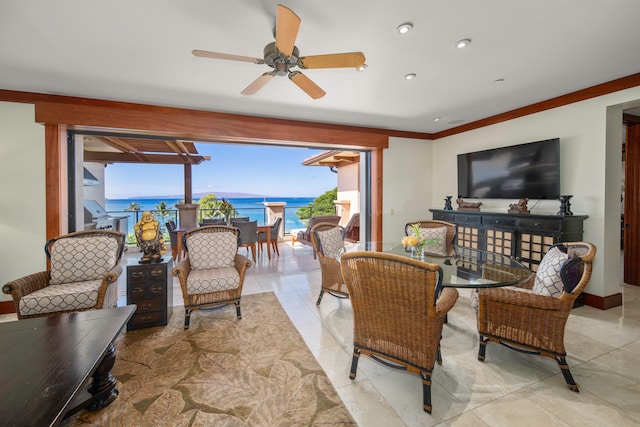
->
[340,242,533,289]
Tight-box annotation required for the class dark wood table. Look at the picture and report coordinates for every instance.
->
[0,305,136,426]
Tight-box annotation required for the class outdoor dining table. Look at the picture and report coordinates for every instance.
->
[339,242,533,289]
[256,225,272,260]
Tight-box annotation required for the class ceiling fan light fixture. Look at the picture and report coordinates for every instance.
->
[357,64,368,71]
[404,73,416,80]
[396,23,413,35]
[455,38,471,49]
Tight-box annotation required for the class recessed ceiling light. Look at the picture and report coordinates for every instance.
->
[455,38,471,49]
[396,23,413,35]
[434,117,442,122]
[494,78,505,83]
[404,73,416,80]
[357,64,368,71]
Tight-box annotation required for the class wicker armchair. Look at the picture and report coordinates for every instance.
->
[2,230,125,319]
[311,222,348,305]
[477,242,596,391]
[293,215,341,259]
[340,251,459,413]
[199,218,226,226]
[405,220,456,256]
[172,225,252,329]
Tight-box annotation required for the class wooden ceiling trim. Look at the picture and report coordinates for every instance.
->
[32,99,390,149]
[84,151,209,164]
[433,72,640,139]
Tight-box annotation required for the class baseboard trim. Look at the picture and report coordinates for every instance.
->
[582,292,623,310]
[0,300,16,315]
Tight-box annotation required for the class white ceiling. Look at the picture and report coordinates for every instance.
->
[2,0,640,134]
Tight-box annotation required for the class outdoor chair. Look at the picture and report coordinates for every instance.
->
[166,220,178,258]
[477,242,596,391]
[292,214,341,259]
[344,213,360,243]
[230,217,250,224]
[340,251,459,413]
[258,217,282,256]
[199,218,226,226]
[172,225,252,329]
[2,230,125,319]
[405,219,457,256]
[311,222,348,305]
[234,220,258,262]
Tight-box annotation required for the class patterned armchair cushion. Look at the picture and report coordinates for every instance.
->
[186,267,240,294]
[49,236,119,285]
[409,226,448,256]
[532,246,569,297]
[19,279,103,316]
[187,232,237,270]
[317,227,344,258]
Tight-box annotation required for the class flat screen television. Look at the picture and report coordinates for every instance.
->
[457,138,560,200]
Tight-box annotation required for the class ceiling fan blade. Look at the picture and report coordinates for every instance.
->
[192,49,264,64]
[298,52,366,69]
[241,72,275,96]
[275,4,300,57]
[289,72,326,99]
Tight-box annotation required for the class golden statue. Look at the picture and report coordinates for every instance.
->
[134,211,165,263]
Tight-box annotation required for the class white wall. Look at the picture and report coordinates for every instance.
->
[426,86,640,298]
[0,102,46,302]
[383,137,434,244]
[337,161,360,223]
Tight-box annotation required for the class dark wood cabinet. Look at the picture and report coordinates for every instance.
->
[430,209,588,271]
[126,257,173,330]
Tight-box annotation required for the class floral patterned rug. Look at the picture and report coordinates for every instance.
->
[63,292,355,426]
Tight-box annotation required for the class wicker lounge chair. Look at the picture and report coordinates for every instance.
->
[340,251,459,413]
[2,230,125,319]
[477,242,596,391]
[344,213,360,243]
[311,222,348,305]
[172,225,252,329]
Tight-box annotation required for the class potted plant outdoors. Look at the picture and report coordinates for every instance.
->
[214,198,236,225]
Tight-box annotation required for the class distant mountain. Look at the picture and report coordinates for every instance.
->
[131,192,266,200]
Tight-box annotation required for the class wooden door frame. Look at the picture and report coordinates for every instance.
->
[29,96,407,243]
[624,122,640,285]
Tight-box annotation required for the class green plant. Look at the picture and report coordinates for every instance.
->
[296,187,337,221]
[126,202,141,211]
[214,198,236,223]
[198,193,219,221]
[154,201,172,230]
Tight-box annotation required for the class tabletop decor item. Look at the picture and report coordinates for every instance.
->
[444,196,453,210]
[558,195,573,216]
[133,211,165,263]
[508,198,530,214]
[456,198,483,211]
[402,224,446,258]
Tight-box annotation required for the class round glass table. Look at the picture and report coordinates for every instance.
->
[339,242,533,289]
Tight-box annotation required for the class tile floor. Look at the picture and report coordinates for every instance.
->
[3,242,639,426]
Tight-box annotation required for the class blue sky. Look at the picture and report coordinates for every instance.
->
[104,144,337,199]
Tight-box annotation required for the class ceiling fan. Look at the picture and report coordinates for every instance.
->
[192,4,366,99]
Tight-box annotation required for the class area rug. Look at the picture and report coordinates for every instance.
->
[63,292,356,426]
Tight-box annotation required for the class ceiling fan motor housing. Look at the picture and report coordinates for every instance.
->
[264,42,299,75]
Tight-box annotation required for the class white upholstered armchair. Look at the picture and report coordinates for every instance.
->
[2,230,126,319]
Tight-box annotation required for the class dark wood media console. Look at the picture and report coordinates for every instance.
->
[430,209,588,271]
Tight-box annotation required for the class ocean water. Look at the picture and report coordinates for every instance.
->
[105,196,317,235]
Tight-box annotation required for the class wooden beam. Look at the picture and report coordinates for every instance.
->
[45,124,67,240]
[33,101,390,150]
[184,164,192,204]
[84,151,209,164]
[370,148,383,244]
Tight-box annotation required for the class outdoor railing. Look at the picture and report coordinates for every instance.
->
[107,204,336,245]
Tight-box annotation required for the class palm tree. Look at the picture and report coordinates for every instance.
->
[155,201,172,231]
[126,201,141,211]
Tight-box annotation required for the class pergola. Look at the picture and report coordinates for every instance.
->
[82,135,211,204]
